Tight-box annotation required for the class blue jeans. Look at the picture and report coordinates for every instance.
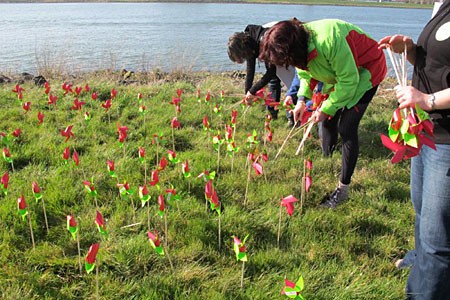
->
[406,144,450,300]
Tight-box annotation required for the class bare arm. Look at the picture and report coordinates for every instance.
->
[396,86,450,111]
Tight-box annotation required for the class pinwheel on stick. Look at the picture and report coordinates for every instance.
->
[18,194,35,250]
[277,195,299,248]
[32,181,49,234]
[281,276,305,300]
[67,214,82,274]
[380,45,436,163]
[232,234,249,289]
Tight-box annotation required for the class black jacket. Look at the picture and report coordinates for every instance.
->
[413,0,450,143]
[244,25,277,95]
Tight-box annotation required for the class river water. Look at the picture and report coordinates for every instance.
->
[0,3,431,74]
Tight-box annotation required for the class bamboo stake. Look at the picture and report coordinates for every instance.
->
[240,261,245,289]
[295,121,315,155]
[41,198,49,234]
[95,261,99,300]
[243,160,252,206]
[275,121,299,160]
[28,212,35,250]
[76,231,82,275]
[277,203,282,248]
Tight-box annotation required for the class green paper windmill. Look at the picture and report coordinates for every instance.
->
[66,215,78,241]
[147,230,164,256]
[233,234,249,262]
[281,276,305,300]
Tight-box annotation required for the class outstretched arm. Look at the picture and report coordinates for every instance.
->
[378,35,417,65]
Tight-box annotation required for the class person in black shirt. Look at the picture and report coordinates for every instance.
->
[379,1,450,298]
[227,23,296,120]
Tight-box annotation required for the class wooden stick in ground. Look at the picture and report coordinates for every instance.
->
[96,261,99,300]
[275,120,299,160]
[243,160,252,206]
[300,150,306,215]
[28,212,35,250]
[41,198,49,234]
[76,231,82,275]
[218,210,222,250]
[277,203,282,248]
[240,261,245,289]
[295,121,315,155]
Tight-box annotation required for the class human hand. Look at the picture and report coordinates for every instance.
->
[284,96,294,111]
[394,85,430,110]
[244,91,256,105]
[378,34,414,54]
[311,109,328,123]
[292,101,306,124]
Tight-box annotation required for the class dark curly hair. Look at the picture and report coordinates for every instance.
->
[227,32,257,64]
[259,19,309,69]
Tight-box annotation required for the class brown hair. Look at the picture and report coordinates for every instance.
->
[259,19,309,69]
[227,32,257,64]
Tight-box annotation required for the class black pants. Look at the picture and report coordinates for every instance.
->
[319,85,379,185]
[267,77,281,116]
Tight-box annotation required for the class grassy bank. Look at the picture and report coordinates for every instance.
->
[0,70,412,299]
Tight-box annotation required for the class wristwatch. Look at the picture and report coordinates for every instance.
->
[428,93,436,110]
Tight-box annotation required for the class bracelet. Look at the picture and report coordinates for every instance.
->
[428,93,436,110]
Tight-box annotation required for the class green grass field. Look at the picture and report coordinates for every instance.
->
[0,71,413,299]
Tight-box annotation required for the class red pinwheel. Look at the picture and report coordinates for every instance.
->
[63,147,70,162]
[91,92,98,101]
[95,210,108,239]
[157,194,165,217]
[233,235,249,262]
[72,149,80,167]
[83,180,98,197]
[381,107,436,163]
[181,160,190,178]
[167,149,179,164]
[196,89,201,102]
[85,243,100,274]
[202,115,210,131]
[71,98,86,111]
[176,88,183,97]
[44,82,51,95]
[147,230,164,255]
[117,181,134,199]
[37,111,44,125]
[171,117,181,129]
[139,184,150,207]
[205,180,214,199]
[264,92,280,109]
[231,110,238,127]
[12,84,25,100]
[138,146,145,163]
[17,194,28,220]
[74,86,82,96]
[2,148,12,164]
[281,276,305,300]
[117,124,129,145]
[158,157,168,171]
[84,84,90,92]
[12,128,21,138]
[62,82,73,95]
[110,88,117,99]
[281,195,298,216]
[170,96,181,113]
[1,172,9,195]
[149,170,159,187]
[107,159,116,178]
[22,101,31,114]
[48,94,58,108]
[205,91,211,103]
[61,125,75,142]
[102,99,112,112]
[67,214,78,241]
[32,181,42,201]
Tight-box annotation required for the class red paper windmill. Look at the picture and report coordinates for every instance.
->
[281,195,299,216]
[61,125,75,142]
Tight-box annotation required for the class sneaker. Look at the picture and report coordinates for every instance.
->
[320,188,348,209]
[287,118,295,128]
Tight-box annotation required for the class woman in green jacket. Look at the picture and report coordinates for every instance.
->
[259,18,386,208]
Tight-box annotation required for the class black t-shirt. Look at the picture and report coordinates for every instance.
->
[243,25,277,95]
[413,0,450,143]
